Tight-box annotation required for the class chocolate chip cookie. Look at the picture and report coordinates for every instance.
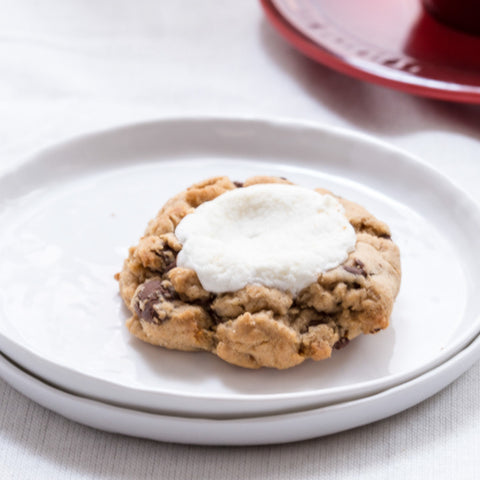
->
[116,176,401,369]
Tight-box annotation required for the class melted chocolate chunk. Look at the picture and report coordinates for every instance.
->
[233,181,244,188]
[133,278,177,324]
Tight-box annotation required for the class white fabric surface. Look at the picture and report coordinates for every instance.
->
[1,0,479,478]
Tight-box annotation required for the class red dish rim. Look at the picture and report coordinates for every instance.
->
[260,0,480,104]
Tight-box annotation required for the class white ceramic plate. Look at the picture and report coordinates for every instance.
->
[1,333,480,445]
[0,118,479,418]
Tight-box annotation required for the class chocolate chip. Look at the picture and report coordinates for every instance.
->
[354,259,368,277]
[334,337,350,350]
[133,279,162,322]
[308,313,334,327]
[343,259,367,277]
[233,181,244,188]
[137,278,163,301]
[344,265,364,276]
[163,258,177,273]
[133,278,177,324]
[209,309,223,325]
[161,284,177,300]
[308,319,326,328]
[304,312,337,333]
[194,294,215,308]
[192,297,220,324]
[379,233,392,240]
[153,246,177,272]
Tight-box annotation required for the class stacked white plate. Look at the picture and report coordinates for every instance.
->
[0,118,480,445]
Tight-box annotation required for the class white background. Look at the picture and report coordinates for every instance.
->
[1,1,479,478]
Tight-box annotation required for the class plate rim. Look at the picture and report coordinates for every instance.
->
[1,330,479,445]
[1,115,480,415]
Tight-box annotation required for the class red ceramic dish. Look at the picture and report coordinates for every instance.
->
[260,0,480,103]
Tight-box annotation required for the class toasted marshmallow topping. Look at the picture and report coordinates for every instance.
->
[175,184,356,295]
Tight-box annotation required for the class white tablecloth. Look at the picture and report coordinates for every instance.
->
[1,1,479,478]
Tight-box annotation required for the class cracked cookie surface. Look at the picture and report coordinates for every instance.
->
[116,176,401,369]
